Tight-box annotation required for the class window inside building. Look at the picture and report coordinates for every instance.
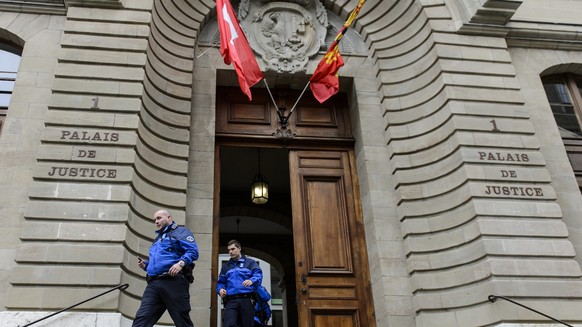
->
[543,73,582,193]
[0,43,22,136]
[542,74,582,136]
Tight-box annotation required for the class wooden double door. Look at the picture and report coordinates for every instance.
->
[289,149,375,326]
[216,87,375,327]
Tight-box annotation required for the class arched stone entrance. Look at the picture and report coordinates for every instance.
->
[187,0,394,325]
[209,83,377,326]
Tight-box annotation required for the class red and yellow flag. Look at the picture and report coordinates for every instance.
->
[217,0,264,101]
[310,0,366,103]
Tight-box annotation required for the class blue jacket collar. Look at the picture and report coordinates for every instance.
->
[229,254,247,263]
[156,222,177,235]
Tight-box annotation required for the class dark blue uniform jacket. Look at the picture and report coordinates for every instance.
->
[143,222,199,277]
[216,255,262,296]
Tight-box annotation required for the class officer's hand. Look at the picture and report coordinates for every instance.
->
[138,258,146,270]
[242,279,253,287]
[219,288,227,297]
[168,262,183,276]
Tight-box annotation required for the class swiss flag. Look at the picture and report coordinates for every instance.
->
[216,0,263,101]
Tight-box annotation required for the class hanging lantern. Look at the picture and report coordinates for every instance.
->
[251,173,269,204]
[251,148,269,204]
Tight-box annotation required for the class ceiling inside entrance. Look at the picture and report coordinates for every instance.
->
[219,146,292,236]
[220,146,290,193]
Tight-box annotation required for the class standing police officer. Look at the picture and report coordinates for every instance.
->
[217,239,263,327]
[133,209,199,327]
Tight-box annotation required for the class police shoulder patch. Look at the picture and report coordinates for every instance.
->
[186,236,195,242]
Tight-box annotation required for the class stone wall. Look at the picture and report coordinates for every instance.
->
[362,0,582,325]
[0,10,66,312]
[1,0,582,326]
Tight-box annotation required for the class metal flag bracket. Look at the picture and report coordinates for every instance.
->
[263,79,311,142]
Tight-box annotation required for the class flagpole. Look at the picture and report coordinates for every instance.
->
[263,79,279,110]
[264,78,293,130]
[196,43,216,59]
[288,81,311,116]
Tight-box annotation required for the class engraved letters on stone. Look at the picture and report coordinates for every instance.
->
[239,0,329,73]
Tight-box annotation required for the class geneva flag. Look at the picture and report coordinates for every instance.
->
[216,0,263,100]
[310,0,366,103]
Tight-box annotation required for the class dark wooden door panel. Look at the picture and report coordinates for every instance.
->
[292,96,350,138]
[311,309,359,327]
[216,87,352,141]
[290,150,375,327]
[216,89,275,136]
[304,177,353,272]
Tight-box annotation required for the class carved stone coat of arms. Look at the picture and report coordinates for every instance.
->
[238,0,329,73]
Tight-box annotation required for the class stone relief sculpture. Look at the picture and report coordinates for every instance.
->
[238,0,329,73]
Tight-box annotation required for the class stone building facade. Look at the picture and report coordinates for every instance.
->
[1,0,582,326]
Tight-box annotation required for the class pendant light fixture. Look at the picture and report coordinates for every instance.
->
[251,148,269,204]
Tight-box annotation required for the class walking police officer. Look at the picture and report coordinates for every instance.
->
[217,239,263,327]
[133,209,199,327]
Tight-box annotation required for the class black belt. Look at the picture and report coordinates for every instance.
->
[224,293,254,302]
[146,273,181,282]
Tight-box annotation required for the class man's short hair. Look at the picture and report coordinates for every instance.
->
[227,239,241,248]
[157,209,171,216]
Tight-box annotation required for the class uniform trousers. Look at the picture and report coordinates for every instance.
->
[223,297,255,327]
[132,275,193,327]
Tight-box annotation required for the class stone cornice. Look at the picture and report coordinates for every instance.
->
[0,1,66,15]
[450,0,522,35]
[449,0,523,27]
[0,0,122,15]
[505,25,582,50]
[64,0,122,8]
[458,21,582,50]
[449,0,582,50]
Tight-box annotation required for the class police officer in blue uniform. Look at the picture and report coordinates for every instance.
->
[133,209,199,327]
[217,239,263,327]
